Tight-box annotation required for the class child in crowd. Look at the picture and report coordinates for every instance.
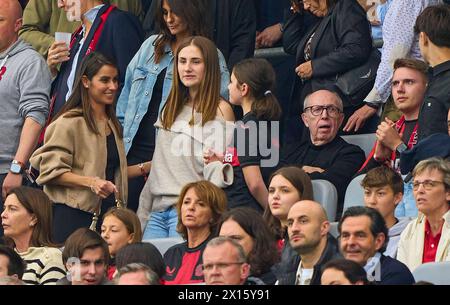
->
[101,207,142,280]
[361,166,412,258]
[206,58,281,212]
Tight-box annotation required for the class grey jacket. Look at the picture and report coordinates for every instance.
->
[385,217,412,259]
[137,105,234,228]
[0,39,51,173]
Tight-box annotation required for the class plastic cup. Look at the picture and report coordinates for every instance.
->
[55,32,72,49]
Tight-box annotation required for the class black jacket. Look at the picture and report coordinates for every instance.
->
[143,0,256,70]
[274,234,342,285]
[418,60,450,140]
[283,0,372,112]
[375,254,415,285]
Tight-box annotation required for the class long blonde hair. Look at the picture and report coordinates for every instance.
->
[161,36,221,130]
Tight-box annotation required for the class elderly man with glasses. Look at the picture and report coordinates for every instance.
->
[279,89,366,217]
[397,157,450,271]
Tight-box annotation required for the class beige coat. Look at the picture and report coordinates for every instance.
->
[30,109,128,214]
[397,210,450,271]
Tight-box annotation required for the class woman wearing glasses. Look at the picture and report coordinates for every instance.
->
[397,157,450,271]
[282,0,373,142]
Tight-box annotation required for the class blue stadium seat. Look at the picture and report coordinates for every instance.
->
[341,133,376,158]
[329,222,339,238]
[412,262,450,285]
[144,237,184,255]
[343,174,366,213]
[312,179,338,222]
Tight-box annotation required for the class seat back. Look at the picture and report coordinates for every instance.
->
[412,262,450,285]
[312,179,338,222]
[329,222,339,238]
[341,133,376,158]
[343,174,366,213]
[144,236,185,256]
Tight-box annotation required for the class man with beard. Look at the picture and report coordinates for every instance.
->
[276,200,341,285]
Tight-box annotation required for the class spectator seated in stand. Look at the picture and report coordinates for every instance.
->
[0,245,26,281]
[115,242,165,284]
[115,263,160,285]
[339,206,415,284]
[217,208,279,284]
[397,158,450,272]
[1,187,66,285]
[202,236,263,285]
[361,166,412,258]
[276,200,341,285]
[58,228,111,285]
[100,207,143,280]
[320,258,369,285]
[279,89,366,216]
[162,181,227,285]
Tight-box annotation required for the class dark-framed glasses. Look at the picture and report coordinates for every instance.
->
[304,105,342,118]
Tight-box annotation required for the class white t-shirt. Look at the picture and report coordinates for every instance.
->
[295,264,314,285]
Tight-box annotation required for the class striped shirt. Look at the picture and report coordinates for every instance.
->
[17,247,66,285]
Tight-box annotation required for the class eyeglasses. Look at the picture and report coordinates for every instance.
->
[412,180,446,191]
[202,262,245,271]
[304,105,343,118]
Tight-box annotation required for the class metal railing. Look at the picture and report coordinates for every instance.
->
[254,39,383,59]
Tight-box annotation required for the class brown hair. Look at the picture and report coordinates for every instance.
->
[4,187,57,248]
[153,0,211,63]
[161,36,221,129]
[54,52,123,138]
[393,58,428,80]
[232,58,282,120]
[62,228,110,265]
[263,166,314,239]
[216,208,279,277]
[102,207,143,243]
[176,181,227,240]
[414,4,450,48]
[361,166,404,195]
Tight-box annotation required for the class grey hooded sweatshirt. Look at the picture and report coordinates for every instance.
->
[0,39,51,174]
[385,217,412,258]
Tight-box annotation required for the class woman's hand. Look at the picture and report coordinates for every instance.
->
[90,177,118,199]
[203,148,224,165]
[47,41,70,76]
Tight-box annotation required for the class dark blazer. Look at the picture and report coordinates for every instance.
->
[52,4,143,115]
[283,0,372,112]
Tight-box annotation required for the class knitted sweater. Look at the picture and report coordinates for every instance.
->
[17,247,66,285]
[137,105,234,228]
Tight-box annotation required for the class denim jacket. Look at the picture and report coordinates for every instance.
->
[116,35,230,154]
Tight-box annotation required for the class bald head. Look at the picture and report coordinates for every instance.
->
[304,90,344,111]
[289,200,328,223]
[0,0,23,20]
[0,0,23,53]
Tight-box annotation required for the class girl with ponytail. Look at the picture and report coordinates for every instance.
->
[206,58,282,212]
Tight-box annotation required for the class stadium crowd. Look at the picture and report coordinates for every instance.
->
[0,0,449,285]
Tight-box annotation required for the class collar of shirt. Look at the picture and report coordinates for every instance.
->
[423,218,443,263]
[80,4,105,35]
[430,60,450,77]
[364,252,381,278]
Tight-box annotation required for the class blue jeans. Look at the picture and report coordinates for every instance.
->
[395,181,418,218]
[143,206,179,240]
